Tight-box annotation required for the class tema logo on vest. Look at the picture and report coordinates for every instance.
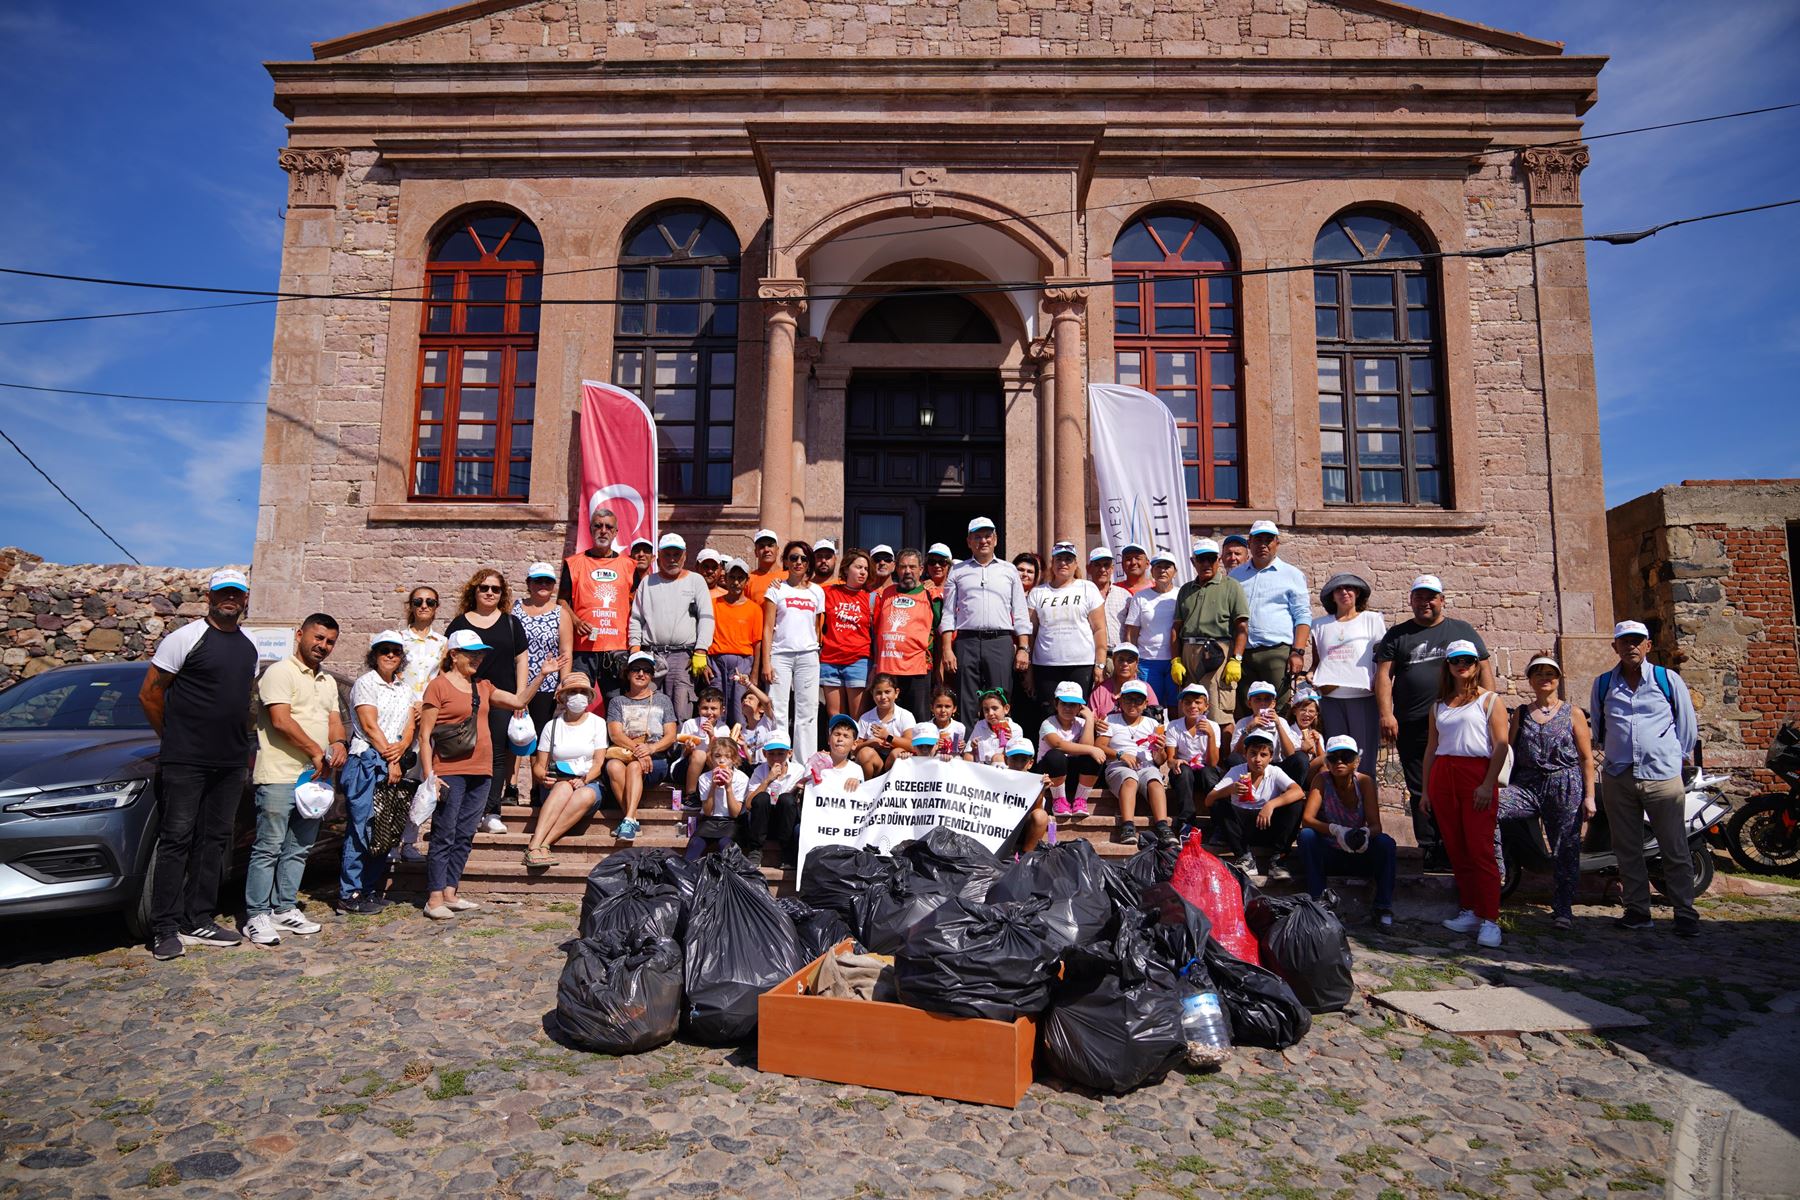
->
[590,568,619,583]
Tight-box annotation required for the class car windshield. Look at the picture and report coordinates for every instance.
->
[0,668,152,731]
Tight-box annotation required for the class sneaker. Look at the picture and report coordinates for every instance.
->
[1052,797,1073,817]
[482,814,508,836]
[244,914,282,946]
[272,909,321,935]
[178,922,243,948]
[1372,908,1395,929]
[398,843,428,864]
[1265,859,1292,883]
[1072,795,1090,817]
[1115,821,1139,845]
[616,817,641,841]
[1476,920,1503,948]
[1153,820,1179,846]
[1674,917,1701,939]
[1442,908,1481,934]
[1613,912,1654,932]
[151,933,184,961]
[341,895,385,915]
[1235,853,1259,876]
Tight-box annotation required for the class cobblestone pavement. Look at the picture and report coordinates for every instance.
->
[3,880,1797,1200]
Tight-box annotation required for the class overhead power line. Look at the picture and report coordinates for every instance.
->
[0,424,141,565]
[0,99,1794,330]
[0,380,262,406]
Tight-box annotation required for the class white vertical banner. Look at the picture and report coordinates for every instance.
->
[1088,383,1194,581]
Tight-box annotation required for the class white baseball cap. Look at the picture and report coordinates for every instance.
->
[1150,548,1178,566]
[725,557,750,575]
[1004,740,1036,759]
[1325,734,1360,756]
[1119,680,1149,698]
[910,724,940,747]
[1242,727,1276,746]
[1526,654,1562,674]
[1088,546,1114,563]
[626,650,657,669]
[764,732,793,753]
[967,516,996,533]
[927,543,953,560]
[1613,620,1650,639]
[1445,639,1480,659]
[1245,680,1277,698]
[447,629,491,653]
[630,536,654,550]
[658,533,686,552]
[695,547,723,565]
[812,538,836,553]
[1179,683,1208,699]
[526,561,558,580]
[1410,574,1444,594]
[870,544,895,558]
[1248,520,1280,538]
[753,528,779,544]
[207,568,249,593]
[1119,541,1147,555]
[1112,642,1141,659]
[369,629,404,651]
[1191,538,1221,557]
[1052,680,1085,704]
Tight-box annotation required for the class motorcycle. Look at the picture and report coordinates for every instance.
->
[1724,721,1800,876]
[1499,769,1728,900]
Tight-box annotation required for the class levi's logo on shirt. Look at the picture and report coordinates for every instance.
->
[785,596,817,612]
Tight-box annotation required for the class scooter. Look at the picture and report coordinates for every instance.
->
[1498,770,1729,900]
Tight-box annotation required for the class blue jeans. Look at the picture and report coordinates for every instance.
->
[1297,826,1396,911]
[709,653,754,727]
[338,749,390,899]
[246,782,321,918]
[1138,658,1175,702]
[426,774,491,893]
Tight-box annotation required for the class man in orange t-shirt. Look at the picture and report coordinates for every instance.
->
[745,528,783,606]
[708,557,764,724]
[873,548,941,719]
[558,506,637,702]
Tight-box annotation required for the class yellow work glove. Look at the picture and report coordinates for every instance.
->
[1223,658,1242,686]
[690,652,709,676]
[1170,657,1186,686]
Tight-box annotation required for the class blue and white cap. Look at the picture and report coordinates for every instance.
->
[764,732,792,753]
[208,568,249,593]
[447,629,491,653]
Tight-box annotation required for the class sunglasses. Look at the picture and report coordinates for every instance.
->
[785,554,808,563]
[375,646,404,656]
[1326,751,1358,764]
[476,584,503,594]
[410,597,439,608]
[1448,657,1477,668]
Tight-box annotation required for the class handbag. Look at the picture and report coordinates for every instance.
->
[430,684,482,758]
[368,779,413,855]
[1191,638,1228,675]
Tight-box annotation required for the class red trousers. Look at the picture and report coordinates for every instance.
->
[1429,754,1500,920]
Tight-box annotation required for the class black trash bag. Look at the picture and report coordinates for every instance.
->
[1246,894,1354,1014]
[799,844,887,925]
[1126,837,1183,894]
[989,839,1118,951]
[579,874,684,942]
[1226,860,1265,917]
[895,897,1059,1021]
[855,860,955,955]
[1040,924,1185,1094]
[555,932,683,1055]
[1134,882,1214,976]
[581,848,676,933]
[1202,937,1311,1049]
[895,825,1004,903]
[775,896,854,962]
[683,855,806,1045]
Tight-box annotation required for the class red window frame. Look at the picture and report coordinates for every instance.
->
[1112,212,1243,506]
[411,212,542,501]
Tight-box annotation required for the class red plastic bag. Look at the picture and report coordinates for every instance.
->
[1169,832,1260,966]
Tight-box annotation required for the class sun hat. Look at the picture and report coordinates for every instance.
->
[1325,734,1359,756]
[1319,572,1372,611]
[1613,620,1649,639]
[1245,680,1277,698]
[1053,680,1085,704]
[1526,654,1562,675]
[1191,538,1221,557]
[1444,639,1480,659]
[447,629,491,653]
[1119,680,1149,699]
[368,629,404,651]
[1410,573,1444,595]
[557,671,595,698]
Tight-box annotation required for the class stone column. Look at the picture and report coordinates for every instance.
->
[1027,336,1056,549]
[757,279,806,534]
[1044,282,1089,544]
[1521,145,1614,684]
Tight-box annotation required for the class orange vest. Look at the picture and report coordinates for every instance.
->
[874,587,937,676]
[565,552,634,652]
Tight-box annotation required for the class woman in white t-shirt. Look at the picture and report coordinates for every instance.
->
[761,539,827,759]
[522,672,612,867]
[1122,550,1181,703]
[1309,573,1387,767]
[1026,542,1107,730]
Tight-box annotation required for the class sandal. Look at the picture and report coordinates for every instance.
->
[522,846,558,868]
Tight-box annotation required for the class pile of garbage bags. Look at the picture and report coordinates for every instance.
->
[554,828,1350,1094]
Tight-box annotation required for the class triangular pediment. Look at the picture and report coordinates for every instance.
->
[311,0,1562,64]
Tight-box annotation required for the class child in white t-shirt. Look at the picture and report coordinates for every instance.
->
[674,687,730,810]
[1036,679,1105,818]
[1162,683,1222,829]
[1231,680,1308,783]
[684,736,748,861]
[734,678,779,769]
[965,690,1028,766]
[922,686,967,759]
[1101,682,1175,847]
[854,672,915,778]
[1205,728,1306,879]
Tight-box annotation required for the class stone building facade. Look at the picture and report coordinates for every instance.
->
[255,0,1614,688]
[1608,481,1800,790]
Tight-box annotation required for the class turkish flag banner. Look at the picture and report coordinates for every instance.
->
[575,380,658,553]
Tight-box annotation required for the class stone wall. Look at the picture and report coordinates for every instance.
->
[0,549,244,689]
[1607,481,1800,790]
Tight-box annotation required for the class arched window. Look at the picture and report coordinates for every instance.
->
[1313,210,1445,506]
[412,209,542,500]
[1112,210,1241,504]
[612,206,741,500]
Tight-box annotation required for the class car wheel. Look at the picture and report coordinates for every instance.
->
[123,837,158,942]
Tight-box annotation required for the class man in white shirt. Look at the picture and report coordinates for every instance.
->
[938,516,1031,725]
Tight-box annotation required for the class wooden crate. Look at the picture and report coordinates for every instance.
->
[757,940,1034,1108]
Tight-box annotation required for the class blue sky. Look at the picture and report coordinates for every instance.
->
[0,1,1795,567]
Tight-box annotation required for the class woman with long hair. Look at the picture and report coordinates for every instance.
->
[820,548,875,722]
[445,568,530,829]
[1424,640,1512,948]
[762,539,826,758]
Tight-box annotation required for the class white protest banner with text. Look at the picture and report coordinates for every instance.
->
[1088,382,1194,581]
[795,756,1044,886]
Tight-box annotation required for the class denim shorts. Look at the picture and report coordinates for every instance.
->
[820,658,870,688]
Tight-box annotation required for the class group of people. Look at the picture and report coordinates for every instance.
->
[130,503,1703,960]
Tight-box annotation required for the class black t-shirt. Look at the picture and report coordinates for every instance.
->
[150,620,258,767]
[446,611,529,692]
[1374,617,1488,725]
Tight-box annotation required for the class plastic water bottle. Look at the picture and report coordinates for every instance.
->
[1180,985,1231,1068]
[1044,817,1057,846]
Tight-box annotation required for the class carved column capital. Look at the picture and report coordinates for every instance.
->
[1521,145,1589,207]
[1042,278,1089,322]
[1026,335,1056,376]
[758,278,808,322]
[278,147,348,207]
[795,335,824,366]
